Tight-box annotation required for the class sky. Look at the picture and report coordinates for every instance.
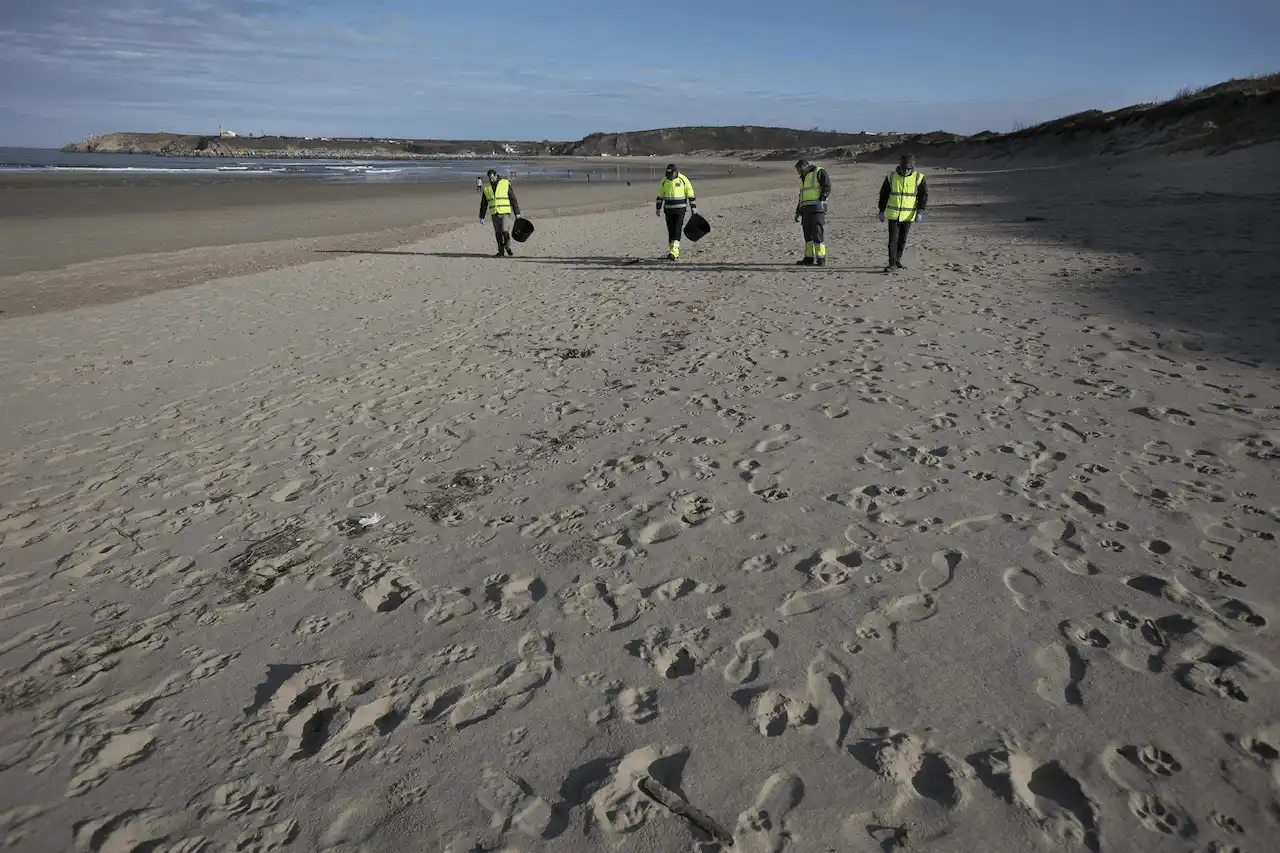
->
[1,0,1277,148]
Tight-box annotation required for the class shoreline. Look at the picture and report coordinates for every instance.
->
[0,165,797,317]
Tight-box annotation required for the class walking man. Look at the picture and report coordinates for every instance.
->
[655,163,696,260]
[794,159,831,266]
[877,154,928,272]
[479,168,521,257]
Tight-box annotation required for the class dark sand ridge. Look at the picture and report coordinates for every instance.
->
[0,164,789,317]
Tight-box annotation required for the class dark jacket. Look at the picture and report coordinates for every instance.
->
[479,179,521,218]
[878,168,928,214]
[795,165,832,215]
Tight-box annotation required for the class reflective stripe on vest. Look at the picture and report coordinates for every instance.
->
[659,175,693,208]
[798,167,825,208]
[886,170,923,221]
[484,179,513,215]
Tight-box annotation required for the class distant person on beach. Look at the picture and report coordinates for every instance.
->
[655,163,696,261]
[794,159,831,266]
[479,168,521,257]
[877,154,928,272]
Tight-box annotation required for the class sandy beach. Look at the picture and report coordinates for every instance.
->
[0,149,1277,853]
[0,162,779,316]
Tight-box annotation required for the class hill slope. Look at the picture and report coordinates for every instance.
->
[548,126,896,156]
[61,73,1279,162]
[856,73,1280,163]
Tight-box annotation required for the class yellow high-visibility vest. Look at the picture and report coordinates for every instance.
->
[798,167,825,207]
[886,170,924,221]
[658,175,695,208]
[484,179,513,215]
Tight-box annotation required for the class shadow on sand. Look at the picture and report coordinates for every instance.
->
[316,249,884,275]
[924,150,1280,366]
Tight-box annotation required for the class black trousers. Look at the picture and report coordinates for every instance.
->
[887,219,912,265]
[800,210,825,246]
[665,209,686,242]
[491,214,512,249]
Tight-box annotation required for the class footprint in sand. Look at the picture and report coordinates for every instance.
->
[474,768,561,841]
[1127,792,1195,838]
[626,625,711,679]
[755,431,799,453]
[638,518,683,545]
[293,615,331,636]
[619,687,659,724]
[586,744,691,841]
[723,629,779,685]
[741,553,778,573]
[1102,743,1182,793]
[970,744,1100,852]
[1003,567,1047,612]
[1033,643,1085,707]
[733,772,805,853]
[66,726,158,797]
[1031,519,1096,575]
[482,574,544,622]
[270,478,308,503]
[741,651,851,750]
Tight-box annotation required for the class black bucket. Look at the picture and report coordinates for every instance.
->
[511,217,535,243]
[683,213,711,242]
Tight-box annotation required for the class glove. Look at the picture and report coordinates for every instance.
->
[877,211,885,223]
[656,207,662,217]
[689,206,697,216]
[794,213,801,223]
[915,212,923,222]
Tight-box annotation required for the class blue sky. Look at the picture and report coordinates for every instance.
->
[1,0,1276,147]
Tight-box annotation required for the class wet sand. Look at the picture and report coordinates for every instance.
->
[0,165,787,316]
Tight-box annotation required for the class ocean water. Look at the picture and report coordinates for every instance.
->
[0,148,682,184]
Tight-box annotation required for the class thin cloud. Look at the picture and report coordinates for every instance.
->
[1,0,1159,146]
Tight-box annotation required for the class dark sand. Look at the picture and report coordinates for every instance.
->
[0,165,787,317]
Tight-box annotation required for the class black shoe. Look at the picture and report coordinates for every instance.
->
[896,261,906,269]
[815,258,826,267]
[505,245,514,257]
[796,258,814,266]
[883,264,896,273]
[494,250,505,257]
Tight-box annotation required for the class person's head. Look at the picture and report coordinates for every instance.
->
[665,163,678,179]
[795,159,811,175]
[898,154,916,173]
[486,168,499,182]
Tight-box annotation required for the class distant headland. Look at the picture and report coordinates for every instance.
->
[61,77,1280,163]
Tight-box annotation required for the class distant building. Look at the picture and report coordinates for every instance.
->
[218,124,237,138]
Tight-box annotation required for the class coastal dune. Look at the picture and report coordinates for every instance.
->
[0,149,1277,853]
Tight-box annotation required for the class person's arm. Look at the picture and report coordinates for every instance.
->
[685,177,696,214]
[818,169,831,201]
[479,193,488,219]
[508,185,520,217]
[877,176,891,213]
[656,181,664,215]
[916,177,927,212]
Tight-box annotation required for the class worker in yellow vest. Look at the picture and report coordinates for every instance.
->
[794,159,832,266]
[877,154,928,272]
[655,163,696,260]
[479,168,522,257]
